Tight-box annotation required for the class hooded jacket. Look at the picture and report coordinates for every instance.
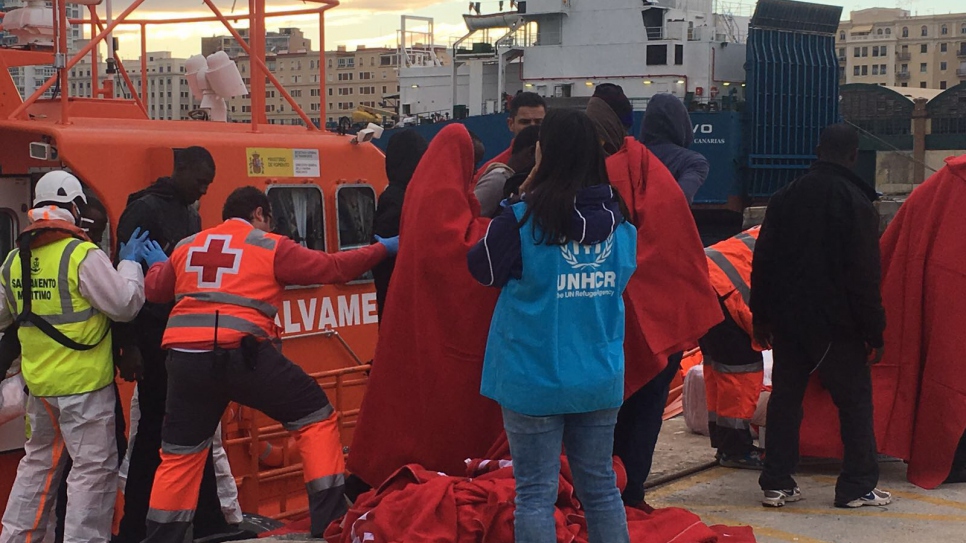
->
[372,130,428,317]
[468,185,637,415]
[115,177,202,345]
[641,94,710,204]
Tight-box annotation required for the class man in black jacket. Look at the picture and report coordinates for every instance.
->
[114,147,235,542]
[750,124,890,509]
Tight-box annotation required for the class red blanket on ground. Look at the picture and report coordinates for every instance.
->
[347,124,504,487]
[607,138,723,394]
[798,156,966,489]
[324,462,756,543]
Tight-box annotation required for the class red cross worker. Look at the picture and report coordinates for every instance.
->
[139,187,398,542]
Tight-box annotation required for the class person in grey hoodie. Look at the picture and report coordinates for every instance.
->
[641,94,710,204]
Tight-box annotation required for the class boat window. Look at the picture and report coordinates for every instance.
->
[266,185,325,251]
[336,184,376,282]
[0,210,15,259]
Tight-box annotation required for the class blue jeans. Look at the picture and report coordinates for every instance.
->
[503,407,630,543]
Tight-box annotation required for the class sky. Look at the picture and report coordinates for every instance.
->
[99,0,966,60]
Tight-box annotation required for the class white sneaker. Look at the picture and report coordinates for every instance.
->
[762,487,803,507]
[835,488,892,508]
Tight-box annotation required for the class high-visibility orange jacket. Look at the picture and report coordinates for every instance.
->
[705,226,760,348]
[163,219,283,349]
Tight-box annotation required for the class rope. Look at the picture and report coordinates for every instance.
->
[843,119,940,175]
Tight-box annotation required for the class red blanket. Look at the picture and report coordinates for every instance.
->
[607,138,723,394]
[347,124,504,487]
[324,462,755,543]
[798,156,966,489]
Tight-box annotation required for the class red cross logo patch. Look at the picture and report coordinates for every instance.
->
[185,235,243,289]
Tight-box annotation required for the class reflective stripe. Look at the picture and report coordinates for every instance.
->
[161,438,213,455]
[57,239,83,314]
[146,508,195,524]
[305,473,346,494]
[716,416,752,430]
[245,229,277,250]
[710,360,765,375]
[176,291,278,319]
[705,247,750,304]
[282,404,334,432]
[708,411,718,423]
[19,307,99,326]
[174,234,199,250]
[166,313,270,339]
[735,232,757,253]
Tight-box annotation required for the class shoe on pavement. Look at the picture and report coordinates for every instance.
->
[719,450,764,470]
[762,487,802,507]
[835,488,892,508]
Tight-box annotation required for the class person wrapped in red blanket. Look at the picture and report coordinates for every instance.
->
[799,154,966,489]
[347,124,503,487]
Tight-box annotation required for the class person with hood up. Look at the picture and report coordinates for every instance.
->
[347,124,504,488]
[585,84,722,510]
[641,93,710,204]
[114,146,236,543]
[468,108,637,543]
[0,171,149,543]
[372,130,428,318]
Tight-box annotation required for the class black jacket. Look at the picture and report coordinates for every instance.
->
[114,178,202,348]
[750,161,885,348]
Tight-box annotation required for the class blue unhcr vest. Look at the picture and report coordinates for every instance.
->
[480,202,637,416]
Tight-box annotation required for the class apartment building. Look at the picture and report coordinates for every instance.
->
[201,27,311,59]
[2,1,85,100]
[837,8,966,90]
[227,45,400,127]
[68,50,201,121]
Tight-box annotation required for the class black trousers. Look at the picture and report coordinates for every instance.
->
[144,342,346,542]
[115,344,228,543]
[759,335,879,503]
[613,352,683,505]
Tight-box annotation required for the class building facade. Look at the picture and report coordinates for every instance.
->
[68,50,201,121]
[201,27,311,59]
[227,45,400,127]
[3,1,84,100]
[837,8,966,90]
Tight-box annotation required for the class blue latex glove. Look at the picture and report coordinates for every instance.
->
[118,227,148,263]
[142,240,168,267]
[375,235,399,257]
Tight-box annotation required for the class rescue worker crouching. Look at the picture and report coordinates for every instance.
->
[140,186,399,541]
[0,171,151,543]
[700,227,765,469]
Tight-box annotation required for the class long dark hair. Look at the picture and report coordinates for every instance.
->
[522,108,625,245]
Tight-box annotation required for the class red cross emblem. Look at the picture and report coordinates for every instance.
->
[185,235,242,289]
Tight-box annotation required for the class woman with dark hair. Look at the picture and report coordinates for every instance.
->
[372,129,428,317]
[467,109,637,543]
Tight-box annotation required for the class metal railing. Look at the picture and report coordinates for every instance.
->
[14,0,338,130]
[897,51,911,61]
[896,71,911,80]
[958,67,966,78]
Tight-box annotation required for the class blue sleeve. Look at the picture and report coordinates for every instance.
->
[467,206,522,288]
[677,155,710,204]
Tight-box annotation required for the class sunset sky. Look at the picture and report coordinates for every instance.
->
[100,0,966,59]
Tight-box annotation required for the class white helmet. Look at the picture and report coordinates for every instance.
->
[34,171,87,207]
